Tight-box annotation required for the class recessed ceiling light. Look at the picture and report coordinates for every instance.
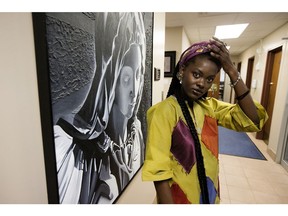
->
[214,23,249,39]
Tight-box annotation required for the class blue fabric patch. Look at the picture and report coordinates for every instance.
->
[199,177,217,204]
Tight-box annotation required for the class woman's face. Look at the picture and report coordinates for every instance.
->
[115,45,142,118]
[181,55,218,101]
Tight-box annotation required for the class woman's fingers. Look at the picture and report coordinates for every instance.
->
[208,37,235,73]
[209,37,230,58]
[211,36,226,46]
[210,37,229,53]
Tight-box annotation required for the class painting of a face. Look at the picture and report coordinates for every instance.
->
[115,44,142,118]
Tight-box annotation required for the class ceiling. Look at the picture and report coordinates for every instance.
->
[165,12,288,55]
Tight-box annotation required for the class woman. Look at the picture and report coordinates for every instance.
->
[142,37,268,204]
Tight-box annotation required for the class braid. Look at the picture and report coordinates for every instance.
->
[175,88,210,204]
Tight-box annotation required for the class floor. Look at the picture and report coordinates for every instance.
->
[219,132,288,204]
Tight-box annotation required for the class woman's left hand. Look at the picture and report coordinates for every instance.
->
[208,36,237,77]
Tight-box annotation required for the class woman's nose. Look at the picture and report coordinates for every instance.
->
[196,78,205,88]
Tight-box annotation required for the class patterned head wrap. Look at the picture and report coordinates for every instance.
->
[179,41,211,68]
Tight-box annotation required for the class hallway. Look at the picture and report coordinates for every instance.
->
[219,133,288,204]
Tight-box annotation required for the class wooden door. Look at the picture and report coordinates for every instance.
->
[263,50,282,141]
[257,47,282,141]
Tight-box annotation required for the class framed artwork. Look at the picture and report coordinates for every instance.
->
[32,12,153,204]
[164,51,176,77]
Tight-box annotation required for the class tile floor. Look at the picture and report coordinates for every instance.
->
[219,132,288,204]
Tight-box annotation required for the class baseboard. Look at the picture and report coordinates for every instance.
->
[267,148,276,161]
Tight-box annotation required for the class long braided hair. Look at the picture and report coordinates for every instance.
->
[167,52,221,204]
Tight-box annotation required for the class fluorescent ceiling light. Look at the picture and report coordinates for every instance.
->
[214,23,249,39]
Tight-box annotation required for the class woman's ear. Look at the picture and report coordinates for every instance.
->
[179,68,185,77]
[176,70,184,83]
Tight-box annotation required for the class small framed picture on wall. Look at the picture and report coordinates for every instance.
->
[164,51,176,77]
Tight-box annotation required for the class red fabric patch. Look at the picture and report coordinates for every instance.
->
[171,183,191,204]
[201,116,218,158]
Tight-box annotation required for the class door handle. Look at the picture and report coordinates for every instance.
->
[269,82,274,85]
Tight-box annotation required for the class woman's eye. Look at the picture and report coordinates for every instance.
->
[193,72,200,78]
[207,77,214,83]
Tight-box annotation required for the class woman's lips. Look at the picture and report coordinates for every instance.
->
[192,88,203,96]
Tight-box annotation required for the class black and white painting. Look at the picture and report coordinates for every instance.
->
[33,12,153,204]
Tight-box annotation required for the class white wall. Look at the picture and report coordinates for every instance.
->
[0,12,166,204]
[163,26,191,99]
[0,13,48,203]
[151,13,167,105]
[181,28,191,52]
[165,27,182,60]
